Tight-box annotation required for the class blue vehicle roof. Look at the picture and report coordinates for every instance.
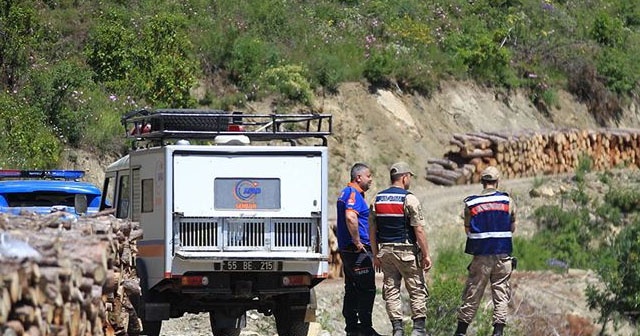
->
[0,178,102,215]
[0,180,101,195]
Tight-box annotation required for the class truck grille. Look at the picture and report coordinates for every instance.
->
[179,218,219,250]
[177,217,318,252]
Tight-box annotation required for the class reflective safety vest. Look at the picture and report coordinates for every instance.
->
[373,187,415,244]
[464,191,513,255]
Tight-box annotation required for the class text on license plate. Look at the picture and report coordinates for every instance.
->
[222,260,281,271]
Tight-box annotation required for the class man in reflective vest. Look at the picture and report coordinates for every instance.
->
[369,162,432,336]
[454,166,516,336]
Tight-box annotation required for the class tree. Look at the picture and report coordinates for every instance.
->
[586,220,640,335]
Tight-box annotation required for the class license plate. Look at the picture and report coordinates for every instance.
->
[222,260,278,271]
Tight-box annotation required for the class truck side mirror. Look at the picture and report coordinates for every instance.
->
[74,194,88,215]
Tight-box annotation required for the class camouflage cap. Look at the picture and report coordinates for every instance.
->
[481,166,500,181]
[390,161,415,176]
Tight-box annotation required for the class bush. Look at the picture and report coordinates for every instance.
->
[426,275,464,334]
[587,220,640,331]
[363,48,394,88]
[85,10,197,107]
[309,53,345,95]
[0,92,61,168]
[604,187,640,213]
[590,12,626,48]
[24,60,95,146]
[228,35,280,93]
[0,1,42,89]
[259,65,314,106]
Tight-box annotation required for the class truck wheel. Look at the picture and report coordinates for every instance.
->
[274,306,309,336]
[132,261,162,336]
[211,329,241,336]
[209,313,242,336]
[141,321,162,336]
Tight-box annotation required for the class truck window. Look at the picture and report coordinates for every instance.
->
[117,175,130,218]
[142,178,153,212]
[102,176,116,209]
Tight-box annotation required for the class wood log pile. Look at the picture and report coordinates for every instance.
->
[426,128,640,185]
[327,224,342,279]
[0,212,142,336]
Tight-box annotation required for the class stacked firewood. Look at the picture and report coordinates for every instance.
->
[427,128,640,185]
[327,224,342,279]
[0,212,142,336]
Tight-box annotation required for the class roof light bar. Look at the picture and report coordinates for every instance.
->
[0,170,85,180]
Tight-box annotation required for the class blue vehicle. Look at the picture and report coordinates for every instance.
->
[0,170,102,216]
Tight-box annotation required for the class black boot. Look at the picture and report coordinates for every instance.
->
[492,323,504,336]
[391,319,404,336]
[361,327,387,336]
[454,321,469,336]
[410,317,426,336]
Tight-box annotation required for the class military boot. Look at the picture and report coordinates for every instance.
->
[391,319,404,336]
[492,323,504,336]
[453,321,469,336]
[410,317,426,336]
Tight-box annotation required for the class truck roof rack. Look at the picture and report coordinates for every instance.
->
[122,109,332,146]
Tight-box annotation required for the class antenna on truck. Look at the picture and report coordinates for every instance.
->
[122,109,332,147]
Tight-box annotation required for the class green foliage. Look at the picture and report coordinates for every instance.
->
[432,243,469,278]
[532,205,596,269]
[604,187,640,213]
[425,274,464,334]
[596,47,640,95]
[425,244,466,334]
[587,220,640,331]
[512,236,554,271]
[84,10,135,83]
[228,36,281,94]
[24,60,95,146]
[309,53,345,94]
[85,9,197,107]
[0,92,61,168]
[363,48,394,87]
[0,1,43,89]
[590,12,626,48]
[259,65,314,106]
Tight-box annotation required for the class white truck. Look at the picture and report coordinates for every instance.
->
[99,109,332,336]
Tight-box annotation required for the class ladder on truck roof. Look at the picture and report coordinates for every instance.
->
[122,109,332,146]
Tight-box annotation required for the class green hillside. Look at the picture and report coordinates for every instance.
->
[1,0,640,167]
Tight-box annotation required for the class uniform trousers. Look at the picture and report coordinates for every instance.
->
[378,244,428,321]
[457,254,512,325]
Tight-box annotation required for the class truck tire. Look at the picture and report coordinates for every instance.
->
[274,306,309,336]
[131,261,162,336]
[209,313,242,336]
[141,322,162,336]
[211,329,241,336]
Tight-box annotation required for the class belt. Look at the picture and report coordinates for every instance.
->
[380,243,413,248]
